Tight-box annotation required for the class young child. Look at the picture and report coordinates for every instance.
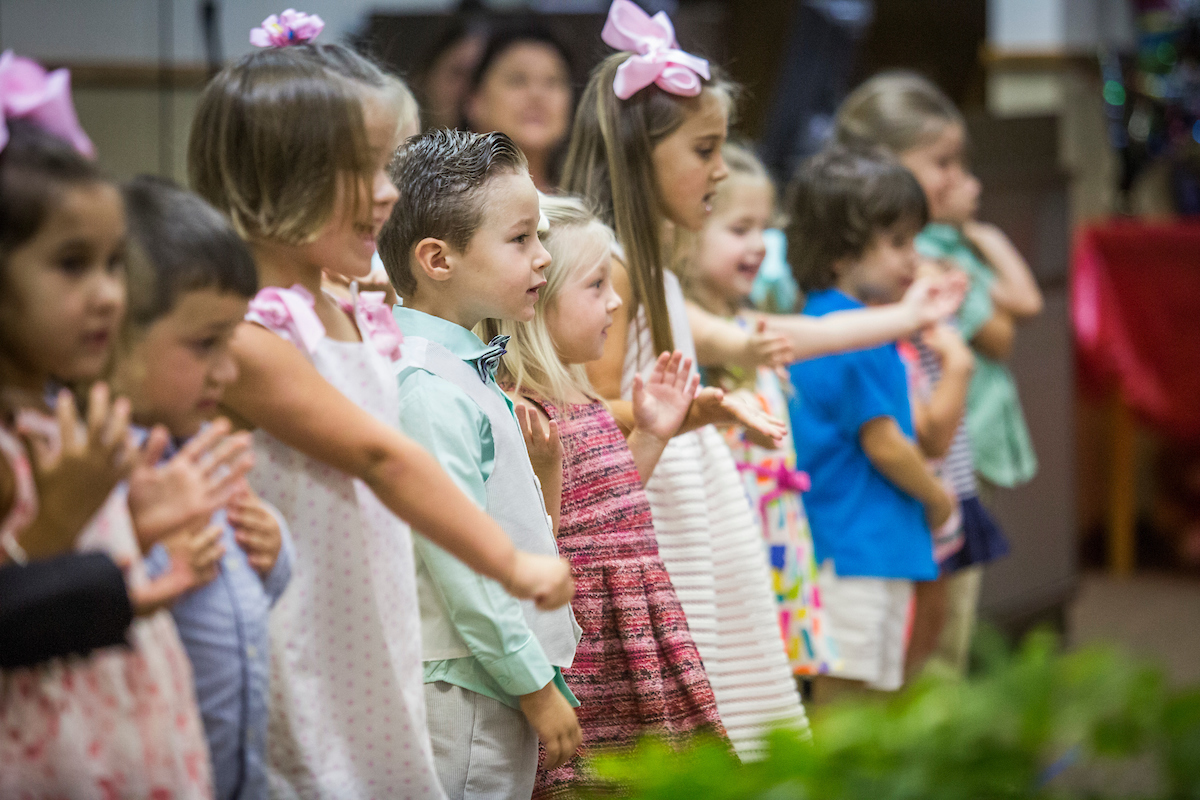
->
[683,143,840,677]
[561,0,806,759]
[835,70,1031,672]
[0,80,214,796]
[482,194,727,797]
[378,128,582,800]
[188,25,572,798]
[112,175,295,800]
[784,146,956,697]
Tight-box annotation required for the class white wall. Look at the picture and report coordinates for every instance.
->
[987,0,1134,52]
[0,0,458,64]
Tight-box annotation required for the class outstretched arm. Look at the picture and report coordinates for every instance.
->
[223,323,573,609]
[766,273,968,361]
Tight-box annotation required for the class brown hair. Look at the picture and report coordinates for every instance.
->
[785,145,927,293]
[835,70,963,156]
[377,128,527,298]
[188,44,390,245]
[560,52,736,356]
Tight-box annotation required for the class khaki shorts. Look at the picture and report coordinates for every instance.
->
[817,562,913,691]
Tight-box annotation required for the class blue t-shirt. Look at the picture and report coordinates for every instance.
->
[787,289,936,580]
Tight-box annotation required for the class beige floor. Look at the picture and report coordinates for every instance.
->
[1067,570,1200,687]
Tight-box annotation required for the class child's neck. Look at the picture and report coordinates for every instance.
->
[253,240,322,296]
[689,280,740,318]
[833,274,870,306]
[404,291,485,332]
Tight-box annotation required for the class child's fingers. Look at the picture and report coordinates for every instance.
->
[179,417,232,463]
[202,431,253,479]
[515,404,531,439]
[85,382,110,447]
[631,373,645,407]
[546,420,560,449]
[137,425,171,470]
[686,373,700,398]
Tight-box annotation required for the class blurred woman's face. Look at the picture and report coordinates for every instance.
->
[466,42,571,162]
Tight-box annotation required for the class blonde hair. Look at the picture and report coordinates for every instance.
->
[560,51,736,357]
[188,43,415,245]
[835,70,963,156]
[482,194,613,404]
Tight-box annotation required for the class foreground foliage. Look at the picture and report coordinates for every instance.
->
[591,630,1200,799]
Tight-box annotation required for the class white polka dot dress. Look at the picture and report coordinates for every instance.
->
[621,272,809,760]
[246,285,444,800]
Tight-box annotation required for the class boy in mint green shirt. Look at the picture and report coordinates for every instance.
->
[378,129,581,800]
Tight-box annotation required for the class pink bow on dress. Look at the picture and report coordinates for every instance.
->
[737,460,811,539]
[250,9,325,48]
[246,285,326,355]
[0,51,94,157]
[601,0,710,100]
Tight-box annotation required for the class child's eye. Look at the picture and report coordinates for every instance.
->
[513,233,529,244]
[57,256,90,275]
[697,148,715,160]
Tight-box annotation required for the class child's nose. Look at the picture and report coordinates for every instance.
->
[91,271,125,313]
[374,170,399,207]
[211,350,239,387]
[533,240,551,271]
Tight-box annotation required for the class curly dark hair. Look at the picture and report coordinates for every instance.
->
[785,145,927,293]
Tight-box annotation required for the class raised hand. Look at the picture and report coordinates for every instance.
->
[15,384,137,560]
[902,272,967,327]
[127,418,254,552]
[228,486,282,578]
[505,551,574,610]
[514,403,562,478]
[632,351,699,443]
[690,386,786,447]
[921,322,974,373]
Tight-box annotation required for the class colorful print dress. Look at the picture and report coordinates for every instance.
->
[527,396,726,798]
[712,330,840,677]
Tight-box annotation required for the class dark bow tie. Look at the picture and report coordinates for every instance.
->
[472,335,510,383]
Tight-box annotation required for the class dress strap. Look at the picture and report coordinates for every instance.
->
[245,284,325,355]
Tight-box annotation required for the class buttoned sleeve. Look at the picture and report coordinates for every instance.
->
[396,370,556,699]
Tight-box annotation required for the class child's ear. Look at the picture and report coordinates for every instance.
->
[412,237,454,283]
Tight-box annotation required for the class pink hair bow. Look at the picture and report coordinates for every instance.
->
[0,51,94,157]
[250,9,325,48]
[601,0,710,100]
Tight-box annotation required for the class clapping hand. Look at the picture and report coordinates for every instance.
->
[16,384,137,559]
[690,386,787,448]
[228,486,283,578]
[632,351,699,443]
[127,418,254,552]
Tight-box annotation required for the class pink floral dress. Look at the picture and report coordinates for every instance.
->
[0,412,213,799]
[244,284,444,800]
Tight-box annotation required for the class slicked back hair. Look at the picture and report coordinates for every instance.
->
[785,146,928,293]
[378,128,527,298]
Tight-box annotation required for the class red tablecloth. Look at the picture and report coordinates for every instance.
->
[1072,221,1200,440]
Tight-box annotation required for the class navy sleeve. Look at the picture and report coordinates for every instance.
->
[0,552,133,669]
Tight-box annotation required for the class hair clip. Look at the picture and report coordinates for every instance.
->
[601,0,710,100]
[250,9,325,48]
[0,51,94,158]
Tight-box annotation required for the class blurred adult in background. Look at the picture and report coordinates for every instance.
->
[463,25,574,192]
[416,22,488,131]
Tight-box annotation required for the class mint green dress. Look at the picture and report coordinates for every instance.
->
[915,223,1038,488]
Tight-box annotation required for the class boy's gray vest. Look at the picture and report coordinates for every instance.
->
[398,335,579,670]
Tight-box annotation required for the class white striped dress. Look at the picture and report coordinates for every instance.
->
[620,271,809,760]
